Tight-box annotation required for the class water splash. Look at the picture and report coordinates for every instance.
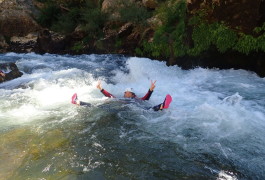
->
[0,53,265,179]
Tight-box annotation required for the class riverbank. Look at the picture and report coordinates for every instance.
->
[0,0,264,76]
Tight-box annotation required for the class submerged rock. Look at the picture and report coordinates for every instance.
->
[0,127,71,179]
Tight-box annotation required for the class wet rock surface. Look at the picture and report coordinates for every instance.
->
[0,63,23,83]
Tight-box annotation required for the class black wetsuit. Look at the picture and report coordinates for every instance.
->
[80,89,162,111]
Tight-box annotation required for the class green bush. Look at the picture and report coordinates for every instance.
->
[135,47,144,56]
[37,0,107,38]
[188,23,211,56]
[119,1,151,25]
[80,7,107,39]
[234,34,258,55]
[257,35,265,52]
[188,22,238,55]
[36,0,265,57]
[189,15,265,56]
[253,23,265,52]
[142,40,167,57]
[71,41,84,53]
[142,0,188,59]
[136,1,265,58]
[37,3,61,28]
[51,8,80,33]
[214,24,237,53]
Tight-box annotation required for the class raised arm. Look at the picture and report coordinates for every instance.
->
[140,80,156,100]
[97,81,115,98]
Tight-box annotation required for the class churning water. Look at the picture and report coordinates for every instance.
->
[0,53,265,179]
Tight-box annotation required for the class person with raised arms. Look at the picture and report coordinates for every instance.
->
[71,80,172,111]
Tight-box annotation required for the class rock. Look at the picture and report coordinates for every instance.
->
[95,22,141,54]
[72,25,86,39]
[101,0,120,13]
[142,0,158,9]
[7,33,38,53]
[35,29,68,54]
[187,0,265,34]
[101,0,139,18]
[147,15,162,29]
[183,0,265,77]
[101,0,123,19]
[101,0,137,12]
[10,33,38,44]
[0,63,23,83]
[118,23,134,38]
[0,0,41,37]
[103,21,121,39]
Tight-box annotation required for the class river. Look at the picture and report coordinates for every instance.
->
[0,53,265,179]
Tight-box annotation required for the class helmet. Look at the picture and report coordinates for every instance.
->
[124,87,134,93]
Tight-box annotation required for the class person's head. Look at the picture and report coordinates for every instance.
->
[124,88,135,98]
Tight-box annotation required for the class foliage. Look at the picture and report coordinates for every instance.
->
[118,1,152,25]
[36,0,265,57]
[142,0,188,58]
[257,35,265,52]
[37,0,107,38]
[189,15,265,56]
[188,21,238,55]
[80,5,107,39]
[53,0,85,6]
[71,41,84,53]
[140,1,265,59]
[37,3,61,28]
[142,41,167,57]
[115,38,122,48]
[51,8,80,33]
[214,24,238,53]
[234,34,258,55]
[135,47,144,56]
[254,23,265,52]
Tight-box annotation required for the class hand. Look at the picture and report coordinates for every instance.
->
[0,72,5,77]
[96,80,103,90]
[150,80,156,91]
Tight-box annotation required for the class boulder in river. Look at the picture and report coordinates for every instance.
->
[0,63,23,83]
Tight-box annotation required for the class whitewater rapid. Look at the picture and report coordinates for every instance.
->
[0,53,265,179]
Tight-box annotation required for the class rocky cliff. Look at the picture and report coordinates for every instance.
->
[0,0,264,76]
[0,0,40,37]
[185,0,265,76]
[187,0,264,34]
[0,0,41,52]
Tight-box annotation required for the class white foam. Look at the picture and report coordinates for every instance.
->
[1,53,265,178]
[218,170,238,180]
[1,54,265,147]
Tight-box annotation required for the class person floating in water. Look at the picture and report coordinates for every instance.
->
[71,80,172,111]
